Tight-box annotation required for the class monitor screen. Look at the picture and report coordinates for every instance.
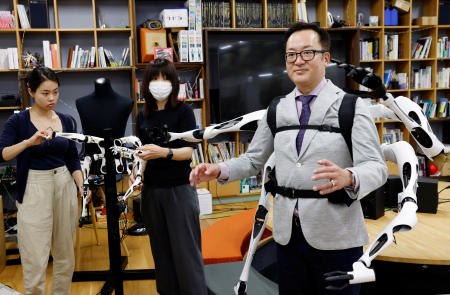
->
[207,31,349,123]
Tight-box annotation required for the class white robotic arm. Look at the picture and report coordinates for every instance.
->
[380,93,449,158]
[234,153,274,295]
[167,110,266,142]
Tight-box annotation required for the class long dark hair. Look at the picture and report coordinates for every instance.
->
[27,66,60,92]
[141,58,180,117]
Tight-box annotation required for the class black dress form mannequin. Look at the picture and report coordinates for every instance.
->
[76,77,133,174]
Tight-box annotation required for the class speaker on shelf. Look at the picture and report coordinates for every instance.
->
[384,175,403,209]
[361,186,385,220]
[416,177,438,214]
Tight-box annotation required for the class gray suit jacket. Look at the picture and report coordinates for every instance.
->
[224,80,388,250]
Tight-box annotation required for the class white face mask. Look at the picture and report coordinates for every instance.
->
[149,81,172,101]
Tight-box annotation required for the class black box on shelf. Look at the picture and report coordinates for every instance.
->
[361,186,385,220]
[29,0,49,28]
[384,175,403,209]
[416,177,438,214]
[439,2,450,25]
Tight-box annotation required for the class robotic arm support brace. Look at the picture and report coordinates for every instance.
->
[324,141,419,289]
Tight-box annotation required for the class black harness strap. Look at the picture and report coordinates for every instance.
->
[275,124,341,134]
[338,94,358,159]
[264,169,354,207]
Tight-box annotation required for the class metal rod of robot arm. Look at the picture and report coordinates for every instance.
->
[79,156,92,227]
[168,110,267,142]
[234,153,274,295]
[325,141,419,289]
[53,131,104,145]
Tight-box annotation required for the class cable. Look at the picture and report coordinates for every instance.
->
[438,185,450,194]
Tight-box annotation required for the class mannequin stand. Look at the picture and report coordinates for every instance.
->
[72,129,155,295]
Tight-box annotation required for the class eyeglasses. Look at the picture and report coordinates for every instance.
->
[285,49,327,63]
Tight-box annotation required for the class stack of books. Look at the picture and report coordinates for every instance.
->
[436,67,450,88]
[0,48,19,69]
[202,0,230,27]
[0,11,15,29]
[437,36,449,58]
[384,34,399,59]
[411,36,432,58]
[67,46,95,68]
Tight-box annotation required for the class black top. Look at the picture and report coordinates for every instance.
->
[76,78,133,139]
[136,103,197,187]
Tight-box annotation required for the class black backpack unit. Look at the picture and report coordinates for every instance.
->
[264,93,359,206]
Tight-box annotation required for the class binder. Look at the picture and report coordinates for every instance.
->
[29,1,49,28]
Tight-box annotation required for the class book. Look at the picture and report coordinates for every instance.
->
[29,1,49,28]
[17,5,30,29]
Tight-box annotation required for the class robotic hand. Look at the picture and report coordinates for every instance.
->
[110,145,144,202]
[331,58,387,99]
[324,141,419,290]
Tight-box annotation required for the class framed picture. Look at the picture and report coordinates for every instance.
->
[154,47,173,62]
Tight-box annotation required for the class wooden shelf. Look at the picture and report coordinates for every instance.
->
[360,59,382,63]
[135,62,204,69]
[387,89,408,92]
[0,106,20,110]
[0,29,16,33]
[183,98,204,102]
[58,28,95,33]
[18,28,57,32]
[239,190,261,196]
[411,58,435,62]
[384,58,410,62]
[410,88,434,91]
[58,66,133,72]
[384,26,410,29]
[360,26,383,29]
[96,28,132,32]
[0,69,19,72]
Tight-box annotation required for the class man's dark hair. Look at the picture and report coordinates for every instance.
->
[285,22,330,51]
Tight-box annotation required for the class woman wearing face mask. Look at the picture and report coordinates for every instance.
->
[130,58,208,295]
[0,66,82,294]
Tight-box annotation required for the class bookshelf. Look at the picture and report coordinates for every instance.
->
[199,0,449,196]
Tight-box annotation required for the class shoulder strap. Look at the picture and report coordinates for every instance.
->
[267,96,283,137]
[338,93,358,160]
[267,93,357,160]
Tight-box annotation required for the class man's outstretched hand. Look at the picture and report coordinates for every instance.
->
[189,163,221,187]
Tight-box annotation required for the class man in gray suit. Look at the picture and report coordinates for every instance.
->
[190,22,388,295]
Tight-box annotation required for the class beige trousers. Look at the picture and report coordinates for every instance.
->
[17,166,78,295]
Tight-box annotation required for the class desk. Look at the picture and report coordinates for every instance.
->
[266,181,450,265]
[365,181,450,265]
